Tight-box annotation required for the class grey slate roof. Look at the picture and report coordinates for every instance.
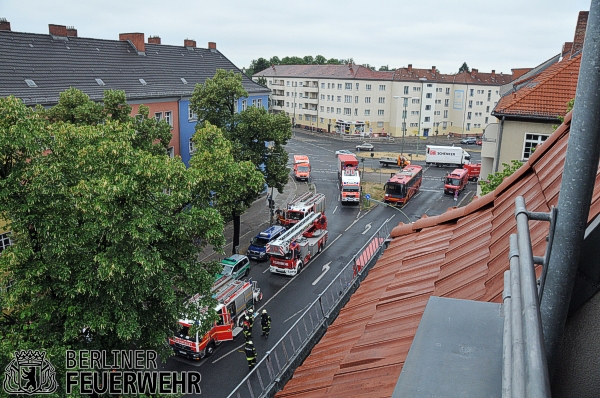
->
[0,31,269,105]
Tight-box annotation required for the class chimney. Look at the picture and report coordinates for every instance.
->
[49,24,67,37]
[431,66,436,74]
[491,69,496,78]
[472,68,478,74]
[562,42,573,58]
[148,36,161,44]
[66,26,77,37]
[0,18,10,31]
[208,42,217,50]
[571,11,589,55]
[119,33,145,53]
[407,64,412,72]
[184,39,196,48]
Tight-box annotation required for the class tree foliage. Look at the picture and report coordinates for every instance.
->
[479,159,523,195]
[247,54,356,74]
[554,98,575,130]
[458,62,470,73]
[0,91,230,396]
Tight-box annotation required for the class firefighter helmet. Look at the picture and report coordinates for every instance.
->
[262,309,267,314]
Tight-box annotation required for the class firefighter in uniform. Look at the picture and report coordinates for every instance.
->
[245,340,257,370]
[261,309,271,338]
[242,319,252,342]
[246,308,255,329]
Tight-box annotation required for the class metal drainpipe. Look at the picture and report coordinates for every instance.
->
[494,116,505,173]
[540,2,600,376]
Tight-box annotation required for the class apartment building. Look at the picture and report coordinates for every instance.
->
[255,64,512,137]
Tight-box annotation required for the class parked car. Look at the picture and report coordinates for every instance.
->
[247,225,287,261]
[335,149,355,156]
[461,137,477,145]
[218,254,251,280]
[355,142,374,151]
[476,138,482,145]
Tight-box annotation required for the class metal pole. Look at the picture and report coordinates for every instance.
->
[541,3,600,374]
[508,235,525,398]
[402,98,407,155]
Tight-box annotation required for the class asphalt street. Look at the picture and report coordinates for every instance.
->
[160,130,481,398]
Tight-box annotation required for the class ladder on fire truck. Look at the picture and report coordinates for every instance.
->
[288,191,326,210]
[267,212,321,256]
[215,280,248,306]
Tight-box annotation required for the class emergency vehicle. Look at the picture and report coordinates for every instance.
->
[169,279,263,360]
[338,154,361,204]
[282,191,326,226]
[247,225,286,261]
[444,168,469,195]
[463,163,481,181]
[293,155,311,181]
[267,211,328,276]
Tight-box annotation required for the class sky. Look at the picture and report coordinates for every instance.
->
[2,0,591,75]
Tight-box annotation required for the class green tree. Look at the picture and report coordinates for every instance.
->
[555,98,575,130]
[269,56,281,65]
[458,62,470,73]
[303,55,314,64]
[256,76,267,86]
[379,65,389,71]
[326,58,341,64]
[314,55,326,64]
[479,159,523,195]
[0,95,226,396]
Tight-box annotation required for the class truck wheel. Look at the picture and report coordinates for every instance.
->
[297,262,303,273]
[205,341,216,358]
[318,244,322,253]
[244,268,250,277]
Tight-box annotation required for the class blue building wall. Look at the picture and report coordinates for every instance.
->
[179,93,270,167]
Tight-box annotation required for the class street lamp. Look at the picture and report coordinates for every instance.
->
[435,122,441,145]
[393,96,415,156]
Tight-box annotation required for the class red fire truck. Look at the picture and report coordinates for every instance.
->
[293,155,311,181]
[281,191,326,226]
[338,154,361,204]
[168,279,262,360]
[463,163,481,181]
[383,165,423,206]
[267,211,328,276]
[444,168,469,195]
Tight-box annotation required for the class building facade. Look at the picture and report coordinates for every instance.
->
[255,64,513,138]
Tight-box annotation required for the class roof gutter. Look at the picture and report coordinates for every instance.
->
[491,111,561,124]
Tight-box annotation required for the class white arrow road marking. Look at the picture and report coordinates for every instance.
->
[312,261,332,286]
[362,223,372,235]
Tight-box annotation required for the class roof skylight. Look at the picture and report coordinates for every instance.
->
[95,78,105,86]
[139,78,147,85]
[180,78,188,84]
[25,79,37,87]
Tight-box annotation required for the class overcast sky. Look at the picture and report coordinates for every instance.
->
[3,0,591,75]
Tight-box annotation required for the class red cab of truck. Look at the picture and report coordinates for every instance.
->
[444,168,469,195]
[337,154,359,179]
[293,155,311,181]
[463,163,481,181]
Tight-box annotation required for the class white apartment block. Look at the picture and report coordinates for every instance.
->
[255,64,513,137]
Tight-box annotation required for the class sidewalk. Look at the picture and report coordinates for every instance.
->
[199,176,310,263]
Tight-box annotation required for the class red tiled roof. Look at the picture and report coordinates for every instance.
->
[278,111,600,397]
[493,53,580,119]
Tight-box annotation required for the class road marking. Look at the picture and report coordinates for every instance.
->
[332,205,338,214]
[345,219,358,231]
[212,343,245,364]
[361,223,372,235]
[173,356,205,367]
[283,303,312,323]
[386,214,396,223]
[312,261,332,286]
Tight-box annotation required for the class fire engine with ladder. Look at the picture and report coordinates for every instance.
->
[168,278,262,360]
[267,211,328,276]
[279,191,326,226]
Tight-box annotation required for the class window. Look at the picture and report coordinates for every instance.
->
[413,87,421,92]
[487,90,492,101]
[412,99,420,104]
[377,121,384,128]
[189,139,196,155]
[299,93,303,98]
[287,81,290,86]
[327,95,331,101]
[466,123,471,131]
[344,108,351,115]
[0,232,12,254]
[443,110,448,118]
[312,116,317,122]
[355,96,359,103]
[345,95,352,103]
[345,83,352,90]
[364,109,371,116]
[337,96,341,102]
[298,104,303,109]
[470,89,474,97]
[486,106,490,113]
[523,134,549,160]
[445,99,449,107]
[425,105,431,110]
[411,111,419,115]
[258,99,263,108]
[252,99,257,107]
[435,99,441,104]
[434,111,440,115]
[320,117,324,123]
[468,100,473,108]
[167,146,174,158]
[356,83,359,90]
[424,117,430,122]
[354,108,358,116]
[241,100,247,111]
[379,85,386,91]
[320,106,324,112]
[378,97,385,104]
[286,102,289,107]
[366,84,372,91]
[337,84,342,90]
[365,97,371,103]
[299,82,303,87]
[442,122,447,130]
[336,108,341,114]
[446,87,450,95]
[327,83,331,89]
[188,105,197,120]
[321,83,325,88]
[436,88,443,92]
[485,117,489,124]
[467,112,472,120]
[404,86,409,95]
[164,111,172,126]
[321,94,325,99]
[427,83,433,87]
[154,112,162,121]
[425,93,432,99]
[299,115,303,120]
[378,109,385,116]
[410,123,418,127]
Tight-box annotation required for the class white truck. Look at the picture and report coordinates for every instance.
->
[425,145,471,168]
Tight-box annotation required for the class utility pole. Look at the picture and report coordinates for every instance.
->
[394,96,414,156]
